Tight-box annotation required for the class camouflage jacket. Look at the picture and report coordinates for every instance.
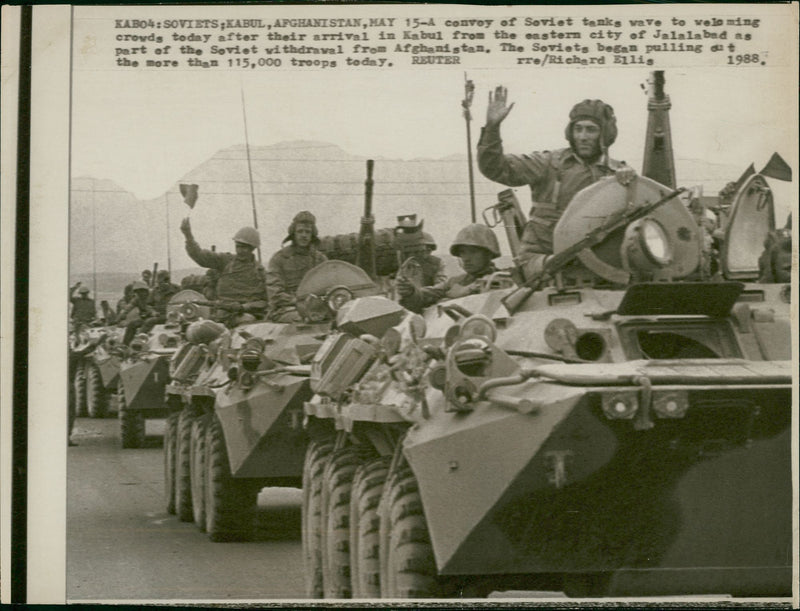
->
[185,237,267,303]
[400,263,497,314]
[266,244,327,316]
[478,126,622,255]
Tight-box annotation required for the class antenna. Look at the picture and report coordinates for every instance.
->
[240,85,261,262]
[462,72,477,223]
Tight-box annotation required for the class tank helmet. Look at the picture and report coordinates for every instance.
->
[157,270,170,281]
[78,286,90,294]
[449,224,501,259]
[131,281,149,293]
[233,226,260,249]
[422,232,437,251]
[284,210,320,244]
[565,99,618,150]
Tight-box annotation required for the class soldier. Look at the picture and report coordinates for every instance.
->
[758,214,792,284]
[266,211,327,322]
[180,218,268,322]
[398,224,500,313]
[141,269,153,287]
[69,282,96,326]
[120,281,157,345]
[393,215,447,290]
[477,87,636,275]
[140,270,180,333]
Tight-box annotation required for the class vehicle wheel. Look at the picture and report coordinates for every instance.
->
[382,467,441,598]
[321,446,365,599]
[85,362,108,418]
[204,414,255,541]
[119,383,145,449]
[190,413,209,531]
[349,456,389,598]
[301,437,334,598]
[74,363,87,417]
[175,408,194,522]
[164,412,178,515]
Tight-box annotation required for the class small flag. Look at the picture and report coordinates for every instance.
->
[179,183,199,209]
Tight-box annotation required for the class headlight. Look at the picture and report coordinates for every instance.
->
[621,217,674,274]
[640,219,672,265]
[327,286,353,312]
[180,302,200,322]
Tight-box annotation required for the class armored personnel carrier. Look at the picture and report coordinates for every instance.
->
[116,289,207,448]
[162,161,395,540]
[163,260,381,539]
[300,72,793,598]
[70,324,124,418]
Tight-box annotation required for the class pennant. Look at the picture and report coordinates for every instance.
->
[179,183,199,209]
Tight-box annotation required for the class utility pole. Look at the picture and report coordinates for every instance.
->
[240,86,261,262]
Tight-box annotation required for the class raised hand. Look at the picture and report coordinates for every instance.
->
[486,86,515,127]
[180,217,192,237]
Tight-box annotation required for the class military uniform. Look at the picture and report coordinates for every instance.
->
[478,132,622,256]
[400,263,497,313]
[185,237,267,304]
[478,98,624,259]
[70,287,96,323]
[266,244,327,322]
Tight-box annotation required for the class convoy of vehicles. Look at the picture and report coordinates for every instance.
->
[70,71,793,599]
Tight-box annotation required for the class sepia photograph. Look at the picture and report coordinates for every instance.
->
[5,2,797,605]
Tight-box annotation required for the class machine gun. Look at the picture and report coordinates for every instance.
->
[501,186,685,314]
[355,160,377,279]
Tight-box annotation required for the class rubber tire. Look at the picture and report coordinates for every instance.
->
[119,382,146,449]
[163,412,178,515]
[74,363,88,418]
[301,438,334,598]
[204,414,255,542]
[85,362,108,418]
[382,468,441,598]
[349,456,390,598]
[175,408,194,522]
[321,446,365,599]
[190,413,208,531]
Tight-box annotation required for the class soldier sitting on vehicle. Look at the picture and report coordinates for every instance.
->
[398,224,501,313]
[69,282,96,327]
[393,215,447,291]
[180,217,268,325]
[120,281,158,345]
[140,270,180,333]
[477,87,636,278]
[266,210,328,323]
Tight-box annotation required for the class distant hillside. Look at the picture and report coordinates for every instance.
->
[70,140,748,276]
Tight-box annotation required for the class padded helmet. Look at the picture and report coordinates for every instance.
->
[449,224,501,259]
[233,226,261,249]
[131,281,149,293]
[157,270,170,281]
[422,232,437,251]
[284,210,320,244]
[78,286,90,294]
[565,99,618,150]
